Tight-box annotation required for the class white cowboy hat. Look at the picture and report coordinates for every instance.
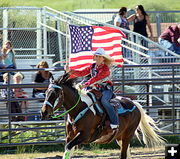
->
[92,48,114,63]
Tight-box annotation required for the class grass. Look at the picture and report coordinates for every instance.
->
[0,0,180,11]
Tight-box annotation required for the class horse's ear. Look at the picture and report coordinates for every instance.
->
[49,76,54,83]
[50,77,54,84]
[59,73,70,84]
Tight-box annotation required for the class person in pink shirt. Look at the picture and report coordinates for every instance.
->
[65,48,119,130]
[159,23,180,54]
[13,72,28,117]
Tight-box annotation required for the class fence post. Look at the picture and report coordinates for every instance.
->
[3,9,8,42]
[156,13,161,38]
[36,9,43,59]
[177,110,180,133]
[42,8,48,59]
[7,72,12,144]
[172,65,175,133]
[56,14,63,65]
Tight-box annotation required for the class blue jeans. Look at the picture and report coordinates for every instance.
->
[159,38,180,55]
[101,89,119,125]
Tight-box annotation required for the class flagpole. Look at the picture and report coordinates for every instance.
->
[65,22,69,65]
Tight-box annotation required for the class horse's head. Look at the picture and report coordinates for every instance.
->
[41,73,70,120]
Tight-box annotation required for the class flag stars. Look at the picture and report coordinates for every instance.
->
[70,25,93,53]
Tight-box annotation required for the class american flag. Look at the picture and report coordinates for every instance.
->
[69,25,125,70]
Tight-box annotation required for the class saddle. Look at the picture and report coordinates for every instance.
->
[87,89,120,115]
[88,89,135,115]
[89,89,102,100]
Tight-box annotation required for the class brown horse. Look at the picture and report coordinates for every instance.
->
[41,73,165,159]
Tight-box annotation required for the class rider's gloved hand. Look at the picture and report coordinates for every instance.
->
[79,84,88,90]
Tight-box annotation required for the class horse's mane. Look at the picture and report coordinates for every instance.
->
[55,73,78,92]
[54,73,88,95]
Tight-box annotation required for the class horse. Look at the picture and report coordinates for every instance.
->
[41,73,165,159]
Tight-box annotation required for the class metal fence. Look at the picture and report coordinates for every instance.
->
[0,7,57,64]
[0,67,66,147]
[0,64,180,147]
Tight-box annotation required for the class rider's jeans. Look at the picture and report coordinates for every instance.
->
[101,90,119,125]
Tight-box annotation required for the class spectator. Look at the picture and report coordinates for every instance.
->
[128,5,153,48]
[1,40,17,69]
[13,72,28,119]
[114,7,130,57]
[32,61,54,99]
[1,73,23,121]
[0,48,6,81]
[114,7,130,30]
[128,5,153,38]
[158,23,180,54]
[0,50,6,69]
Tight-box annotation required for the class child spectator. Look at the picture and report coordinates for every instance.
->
[1,73,23,121]
[13,72,28,120]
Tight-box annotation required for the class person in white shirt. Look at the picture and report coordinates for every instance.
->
[114,7,130,30]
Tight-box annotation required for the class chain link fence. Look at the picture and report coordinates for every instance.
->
[0,7,58,67]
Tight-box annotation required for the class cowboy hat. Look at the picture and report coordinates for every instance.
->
[92,48,114,63]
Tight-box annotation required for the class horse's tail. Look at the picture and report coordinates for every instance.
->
[133,101,166,147]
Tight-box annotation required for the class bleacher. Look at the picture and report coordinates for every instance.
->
[0,58,59,122]
[0,100,42,122]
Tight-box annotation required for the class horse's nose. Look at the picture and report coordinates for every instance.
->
[40,113,44,120]
[40,111,45,120]
[40,105,48,120]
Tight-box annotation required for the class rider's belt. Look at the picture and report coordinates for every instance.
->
[95,83,112,91]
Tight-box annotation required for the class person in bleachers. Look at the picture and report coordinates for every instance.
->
[1,73,23,121]
[114,7,130,57]
[0,48,6,81]
[1,40,17,70]
[114,7,130,30]
[128,5,153,39]
[128,5,153,51]
[32,61,54,99]
[0,50,6,69]
[13,72,28,120]
[158,23,180,55]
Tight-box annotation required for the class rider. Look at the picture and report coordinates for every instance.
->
[65,48,119,130]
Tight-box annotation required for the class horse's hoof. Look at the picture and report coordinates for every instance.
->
[63,150,70,159]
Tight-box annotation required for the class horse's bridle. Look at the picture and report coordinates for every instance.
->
[43,82,83,119]
[43,83,63,108]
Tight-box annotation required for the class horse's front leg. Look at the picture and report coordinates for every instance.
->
[63,120,76,159]
[63,132,86,159]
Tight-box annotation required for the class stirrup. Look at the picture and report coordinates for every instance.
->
[110,124,119,130]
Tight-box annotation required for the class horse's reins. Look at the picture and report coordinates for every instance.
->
[43,83,81,119]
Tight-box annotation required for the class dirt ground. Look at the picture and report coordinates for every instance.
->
[0,147,164,159]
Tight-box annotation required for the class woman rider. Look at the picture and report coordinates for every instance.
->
[65,48,119,130]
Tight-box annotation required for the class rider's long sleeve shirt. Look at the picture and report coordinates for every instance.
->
[70,63,113,87]
[160,24,180,47]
